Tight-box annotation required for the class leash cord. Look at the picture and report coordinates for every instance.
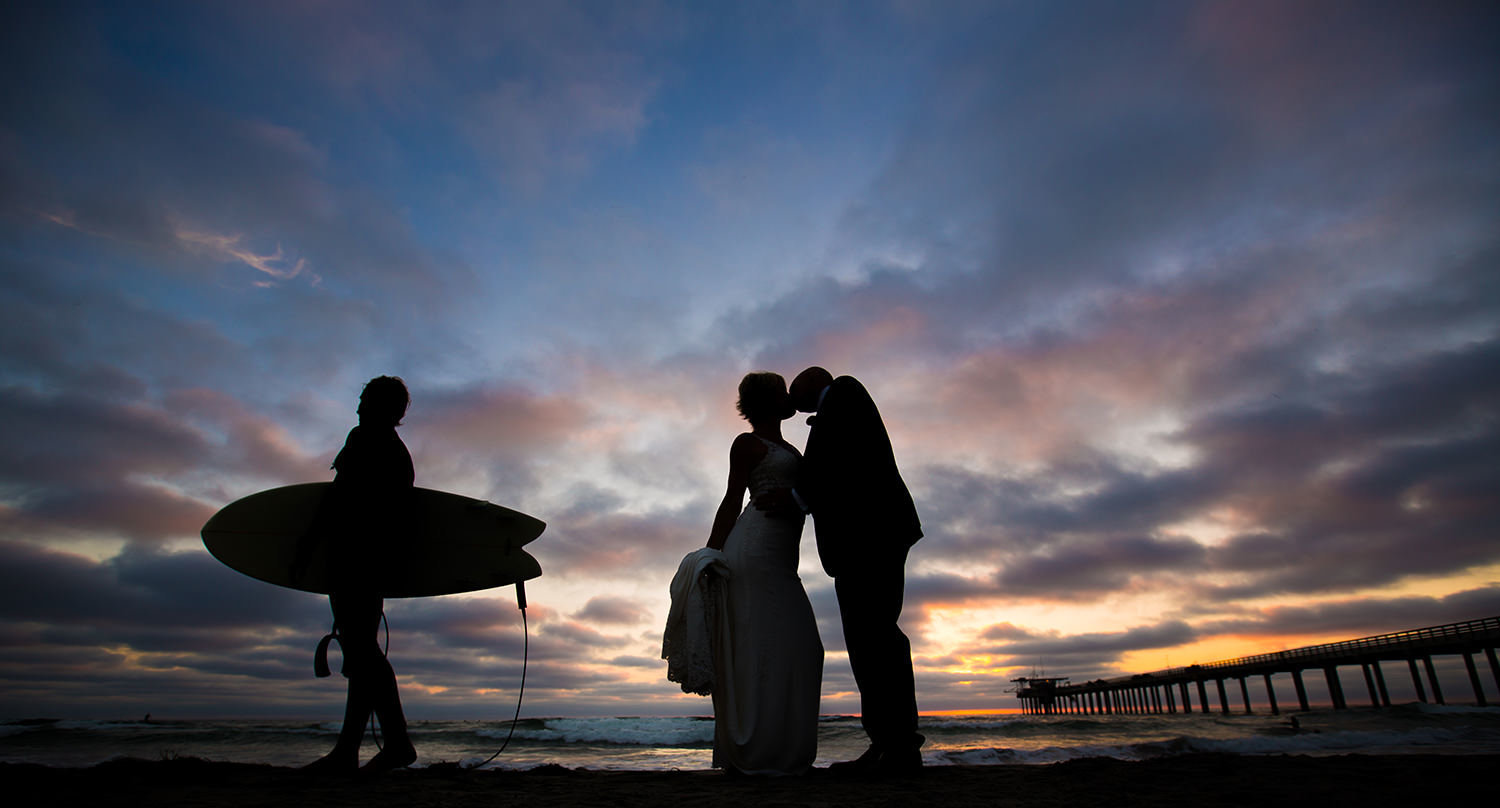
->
[348,593,527,767]
[469,596,529,769]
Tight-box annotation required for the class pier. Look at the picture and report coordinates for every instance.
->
[1012,616,1500,715]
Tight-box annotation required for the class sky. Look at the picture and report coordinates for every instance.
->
[2,1,1498,720]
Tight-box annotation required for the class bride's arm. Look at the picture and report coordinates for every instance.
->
[706,433,766,550]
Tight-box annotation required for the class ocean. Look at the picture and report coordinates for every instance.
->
[4,705,1499,770]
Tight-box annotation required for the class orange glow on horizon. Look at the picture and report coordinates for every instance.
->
[920,707,1022,717]
[1116,630,1386,675]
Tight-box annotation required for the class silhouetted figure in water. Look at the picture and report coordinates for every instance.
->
[759,367,924,776]
[304,376,417,773]
[1268,714,1312,735]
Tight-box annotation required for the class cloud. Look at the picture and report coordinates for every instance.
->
[538,505,703,578]
[465,75,656,192]
[943,619,1202,681]
[0,541,323,633]
[994,535,1208,601]
[540,620,634,649]
[573,596,651,626]
[0,387,210,485]
[0,378,339,546]
[1182,341,1500,599]
[979,623,1033,642]
[163,388,325,485]
[174,228,311,284]
[406,381,592,496]
[1192,585,1500,640]
[2,10,477,332]
[0,387,220,544]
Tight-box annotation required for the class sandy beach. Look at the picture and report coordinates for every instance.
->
[2,754,1490,807]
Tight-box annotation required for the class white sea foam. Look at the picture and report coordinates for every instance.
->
[933,722,1500,765]
[481,716,716,746]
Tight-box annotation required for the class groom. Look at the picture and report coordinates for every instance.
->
[768,367,924,774]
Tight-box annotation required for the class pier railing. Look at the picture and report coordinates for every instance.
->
[1177,616,1500,676]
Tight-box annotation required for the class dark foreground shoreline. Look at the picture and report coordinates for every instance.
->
[2,754,1492,807]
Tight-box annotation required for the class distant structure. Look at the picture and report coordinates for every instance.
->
[1012,616,1500,715]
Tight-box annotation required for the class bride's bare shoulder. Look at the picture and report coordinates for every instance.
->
[729,432,770,465]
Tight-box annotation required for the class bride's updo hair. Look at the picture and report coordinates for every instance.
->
[736,371,788,422]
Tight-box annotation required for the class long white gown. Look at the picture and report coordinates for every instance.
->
[711,437,824,775]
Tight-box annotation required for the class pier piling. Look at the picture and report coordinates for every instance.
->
[1422,656,1445,705]
[1408,657,1428,703]
[1372,661,1391,707]
[1463,653,1486,706]
[1292,669,1311,711]
[1324,666,1347,710]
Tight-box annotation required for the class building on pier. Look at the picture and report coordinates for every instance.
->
[1012,616,1500,716]
[1008,676,1069,715]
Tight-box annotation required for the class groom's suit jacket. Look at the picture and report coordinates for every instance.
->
[799,376,921,578]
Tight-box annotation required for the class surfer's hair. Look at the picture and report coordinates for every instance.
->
[736,371,787,422]
[361,375,410,426]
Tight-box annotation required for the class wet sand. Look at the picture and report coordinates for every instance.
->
[2,753,1493,807]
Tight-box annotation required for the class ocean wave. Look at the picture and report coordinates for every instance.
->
[7,708,1499,769]
[932,723,1498,765]
[480,716,716,747]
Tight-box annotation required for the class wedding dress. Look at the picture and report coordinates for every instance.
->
[711,437,824,775]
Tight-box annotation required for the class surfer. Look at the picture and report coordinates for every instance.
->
[303,375,418,774]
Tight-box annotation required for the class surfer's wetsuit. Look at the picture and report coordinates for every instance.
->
[329,424,415,592]
[324,421,416,766]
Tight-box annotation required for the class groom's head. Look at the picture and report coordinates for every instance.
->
[789,367,833,413]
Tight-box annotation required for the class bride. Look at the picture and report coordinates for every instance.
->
[705,371,824,775]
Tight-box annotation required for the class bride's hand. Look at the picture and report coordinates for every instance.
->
[753,488,801,519]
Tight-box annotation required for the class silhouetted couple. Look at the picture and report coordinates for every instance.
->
[704,367,923,776]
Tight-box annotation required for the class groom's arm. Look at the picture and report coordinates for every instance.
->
[795,379,870,515]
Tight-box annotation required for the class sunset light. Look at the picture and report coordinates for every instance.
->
[2,1,1495,736]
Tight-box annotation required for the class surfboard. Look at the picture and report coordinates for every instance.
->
[201,483,544,598]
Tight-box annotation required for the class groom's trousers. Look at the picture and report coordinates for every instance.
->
[834,546,923,751]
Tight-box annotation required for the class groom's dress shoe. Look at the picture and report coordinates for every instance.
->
[879,746,923,776]
[828,745,882,775]
[828,745,922,778]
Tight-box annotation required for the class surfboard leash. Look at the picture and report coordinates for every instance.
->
[468,580,530,769]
